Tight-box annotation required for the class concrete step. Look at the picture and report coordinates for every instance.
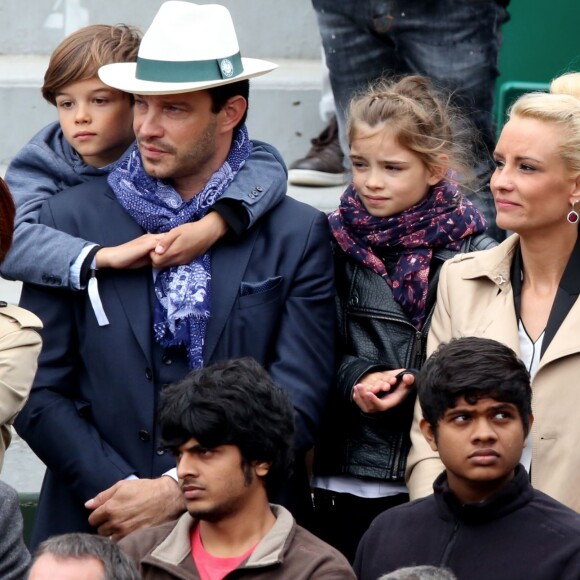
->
[1,434,45,494]
[287,181,343,214]
[0,55,325,168]
[0,0,320,60]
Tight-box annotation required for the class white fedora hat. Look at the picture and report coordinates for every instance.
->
[98,1,277,95]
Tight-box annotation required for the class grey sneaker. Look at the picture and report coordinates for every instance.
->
[288,116,349,186]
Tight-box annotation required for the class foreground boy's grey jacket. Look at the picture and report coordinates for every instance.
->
[120,505,355,580]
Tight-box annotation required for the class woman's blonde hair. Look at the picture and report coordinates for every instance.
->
[346,75,476,184]
[509,91,580,177]
[550,72,580,99]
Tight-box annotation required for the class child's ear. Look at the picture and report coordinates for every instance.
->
[420,418,438,452]
[426,154,449,186]
[523,414,534,447]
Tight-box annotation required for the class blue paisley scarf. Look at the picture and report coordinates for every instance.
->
[108,125,252,368]
[328,178,487,329]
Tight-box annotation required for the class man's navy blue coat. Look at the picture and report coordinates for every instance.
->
[15,176,335,547]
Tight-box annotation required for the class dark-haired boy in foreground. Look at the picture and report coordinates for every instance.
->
[120,358,355,579]
[355,337,580,580]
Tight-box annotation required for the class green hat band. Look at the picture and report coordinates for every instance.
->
[135,52,243,83]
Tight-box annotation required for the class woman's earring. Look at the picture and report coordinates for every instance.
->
[567,201,579,224]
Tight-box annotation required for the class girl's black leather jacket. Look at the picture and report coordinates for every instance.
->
[314,234,496,482]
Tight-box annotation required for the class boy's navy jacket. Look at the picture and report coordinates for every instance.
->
[355,465,580,580]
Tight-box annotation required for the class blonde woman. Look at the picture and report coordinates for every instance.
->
[551,71,580,98]
[0,177,42,579]
[407,86,580,512]
[0,178,42,469]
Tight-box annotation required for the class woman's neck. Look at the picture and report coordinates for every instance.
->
[519,228,577,290]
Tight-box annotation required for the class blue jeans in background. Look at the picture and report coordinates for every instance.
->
[312,0,509,240]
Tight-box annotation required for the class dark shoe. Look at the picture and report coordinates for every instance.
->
[288,116,349,186]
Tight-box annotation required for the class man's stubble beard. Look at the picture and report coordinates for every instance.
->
[139,117,219,183]
[185,465,255,523]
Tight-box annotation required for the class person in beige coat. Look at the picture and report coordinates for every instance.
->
[0,177,42,469]
[406,86,580,512]
[0,303,42,469]
[0,176,42,579]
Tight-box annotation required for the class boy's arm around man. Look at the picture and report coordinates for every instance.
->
[1,121,288,288]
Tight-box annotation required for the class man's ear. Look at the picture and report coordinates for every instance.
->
[254,461,271,478]
[420,418,438,452]
[218,95,247,133]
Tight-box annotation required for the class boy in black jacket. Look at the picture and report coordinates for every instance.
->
[355,337,580,580]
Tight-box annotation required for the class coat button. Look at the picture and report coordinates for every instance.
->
[256,186,263,192]
[349,295,359,306]
[145,367,153,381]
[138,430,151,442]
[156,448,165,456]
[162,354,173,365]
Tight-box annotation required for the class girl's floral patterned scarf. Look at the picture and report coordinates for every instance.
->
[329,178,487,329]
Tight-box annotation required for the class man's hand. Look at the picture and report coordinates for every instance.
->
[352,369,415,413]
[95,235,159,269]
[150,213,228,268]
[85,477,185,540]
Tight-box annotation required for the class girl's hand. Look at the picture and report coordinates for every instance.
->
[352,369,415,413]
